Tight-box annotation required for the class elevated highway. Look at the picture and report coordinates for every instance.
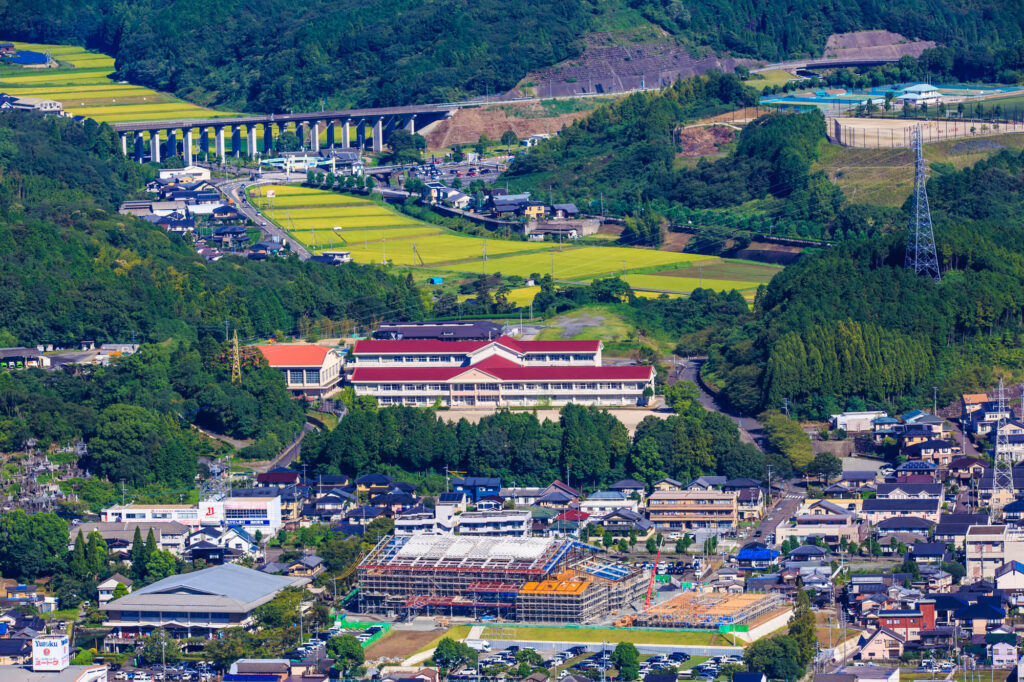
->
[112,104,456,163]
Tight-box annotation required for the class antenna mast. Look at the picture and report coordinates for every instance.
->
[904,124,941,281]
[993,377,1014,517]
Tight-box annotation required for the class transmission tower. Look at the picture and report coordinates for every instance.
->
[904,124,941,282]
[231,329,242,384]
[993,377,1015,516]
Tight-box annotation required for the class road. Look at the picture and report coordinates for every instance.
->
[670,357,765,452]
[215,171,313,260]
[752,482,805,542]
[267,422,315,470]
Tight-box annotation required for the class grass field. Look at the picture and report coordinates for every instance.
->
[480,625,719,646]
[454,247,714,279]
[537,305,633,342]
[414,625,474,655]
[745,70,799,90]
[274,215,425,230]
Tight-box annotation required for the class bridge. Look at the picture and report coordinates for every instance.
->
[110,104,456,163]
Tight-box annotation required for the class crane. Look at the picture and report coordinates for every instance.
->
[643,535,665,609]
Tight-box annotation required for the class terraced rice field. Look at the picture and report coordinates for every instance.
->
[454,247,714,279]
[0,41,244,153]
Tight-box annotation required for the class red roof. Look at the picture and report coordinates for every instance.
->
[350,364,654,382]
[256,344,334,367]
[554,509,590,522]
[352,335,600,355]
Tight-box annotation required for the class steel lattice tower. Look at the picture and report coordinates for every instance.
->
[904,125,941,281]
[993,377,1015,515]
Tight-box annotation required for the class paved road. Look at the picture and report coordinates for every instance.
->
[947,419,980,456]
[670,357,765,452]
[215,172,313,260]
[267,422,315,470]
[753,482,805,542]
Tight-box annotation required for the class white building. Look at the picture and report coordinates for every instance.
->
[456,509,531,536]
[158,165,212,182]
[896,84,941,107]
[830,411,889,432]
[102,496,283,534]
[395,506,455,535]
[256,344,344,399]
[349,336,654,408]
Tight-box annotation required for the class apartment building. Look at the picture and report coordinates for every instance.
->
[457,509,532,536]
[965,525,1024,582]
[645,489,738,532]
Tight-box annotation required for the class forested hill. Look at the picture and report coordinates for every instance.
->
[4,0,1024,110]
[705,149,1024,418]
[0,112,423,346]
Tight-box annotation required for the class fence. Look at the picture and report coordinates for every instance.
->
[831,116,1024,148]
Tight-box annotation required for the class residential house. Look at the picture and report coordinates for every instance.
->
[550,203,579,219]
[962,393,989,420]
[97,574,132,604]
[343,506,386,528]
[436,491,469,513]
[876,600,936,641]
[775,499,864,548]
[452,476,501,502]
[77,521,189,556]
[395,506,454,535]
[580,491,639,517]
[954,600,1006,635]
[735,543,780,569]
[653,478,684,492]
[876,517,934,536]
[910,543,947,564]
[608,479,646,499]
[994,561,1024,606]
[355,474,394,496]
[861,498,941,524]
[686,476,727,491]
[0,639,30,665]
[370,492,418,516]
[966,525,1024,582]
[948,458,988,484]
[902,440,961,467]
[967,401,1013,437]
[990,641,1018,667]
[594,509,654,539]
[935,513,990,544]
[857,628,906,660]
[841,471,878,489]
[737,488,767,521]
[894,460,940,481]
[255,344,344,399]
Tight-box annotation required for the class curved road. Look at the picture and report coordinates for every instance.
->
[670,356,766,452]
[216,171,313,260]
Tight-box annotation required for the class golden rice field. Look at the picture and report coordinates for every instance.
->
[343,234,556,266]
[459,286,540,306]
[623,273,764,294]
[249,184,358,198]
[293,227,442,249]
[452,247,715,280]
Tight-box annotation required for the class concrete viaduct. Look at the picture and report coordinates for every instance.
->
[109,105,455,163]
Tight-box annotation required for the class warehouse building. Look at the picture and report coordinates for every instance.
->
[357,534,644,621]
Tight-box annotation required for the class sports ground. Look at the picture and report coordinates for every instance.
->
[250,184,780,299]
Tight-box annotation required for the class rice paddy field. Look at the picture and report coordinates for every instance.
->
[0,41,237,124]
[251,185,783,297]
[453,247,713,279]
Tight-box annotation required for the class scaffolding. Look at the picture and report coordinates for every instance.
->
[629,592,786,630]
[357,534,642,621]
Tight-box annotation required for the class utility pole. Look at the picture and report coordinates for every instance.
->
[933,386,938,415]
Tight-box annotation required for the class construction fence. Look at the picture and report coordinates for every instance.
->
[830,116,1024,148]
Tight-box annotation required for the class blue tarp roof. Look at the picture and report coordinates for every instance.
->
[9,51,48,65]
[737,548,780,561]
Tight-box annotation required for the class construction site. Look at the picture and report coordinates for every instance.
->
[357,534,645,622]
[618,592,789,630]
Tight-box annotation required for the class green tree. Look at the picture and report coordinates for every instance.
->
[68,531,89,581]
[433,637,477,671]
[144,550,178,583]
[744,636,804,681]
[205,629,256,671]
[0,510,68,580]
[805,452,842,485]
[327,634,365,675]
[111,582,129,600]
[139,628,182,665]
[501,130,518,153]
[611,642,640,681]
[603,530,614,548]
[364,516,395,545]
[646,537,658,554]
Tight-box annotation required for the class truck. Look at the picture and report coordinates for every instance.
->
[466,640,491,652]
